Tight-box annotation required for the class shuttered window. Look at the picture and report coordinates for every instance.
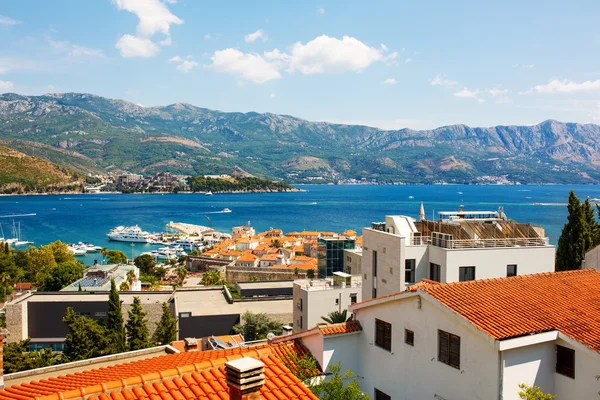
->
[438,330,460,369]
[375,319,392,351]
[556,345,575,379]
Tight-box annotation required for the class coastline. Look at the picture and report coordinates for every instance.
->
[0,188,306,197]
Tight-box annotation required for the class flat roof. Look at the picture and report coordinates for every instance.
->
[438,211,498,215]
[13,291,173,304]
[175,288,292,316]
[333,272,352,278]
[236,281,294,290]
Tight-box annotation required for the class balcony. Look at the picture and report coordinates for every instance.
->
[409,236,550,249]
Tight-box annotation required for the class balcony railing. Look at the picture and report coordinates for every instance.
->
[409,236,550,249]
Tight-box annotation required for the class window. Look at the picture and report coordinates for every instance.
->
[375,319,392,351]
[335,298,339,305]
[430,263,441,282]
[373,250,378,277]
[300,315,303,329]
[438,330,460,369]
[350,293,357,304]
[405,329,414,346]
[405,259,416,283]
[179,312,191,318]
[507,264,517,277]
[459,266,475,282]
[556,345,575,378]
[299,298,303,311]
[374,389,391,400]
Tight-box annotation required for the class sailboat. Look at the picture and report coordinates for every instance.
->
[3,221,19,244]
[13,221,33,246]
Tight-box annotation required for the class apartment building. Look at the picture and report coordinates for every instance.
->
[292,272,361,332]
[362,209,555,300]
[280,270,600,400]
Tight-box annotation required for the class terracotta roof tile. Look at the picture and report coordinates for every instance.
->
[318,321,362,336]
[420,269,600,351]
[1,342,316,400]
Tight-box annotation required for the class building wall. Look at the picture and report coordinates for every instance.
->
[353,296,500,400]
[362,228,404,301]
[293,281,361,332]
[322,334,361,377]
[553,337,600,400]
[344,249,362,276]
[5,299,27,343]
[502,341,555,399]
[585,245,600,271]
[429,246,555,282]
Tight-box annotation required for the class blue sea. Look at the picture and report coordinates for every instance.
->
[0,184,596,265]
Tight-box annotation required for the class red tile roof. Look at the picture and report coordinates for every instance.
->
[420,269,600,351]
[0,342,317,400]
[318,321,362,336]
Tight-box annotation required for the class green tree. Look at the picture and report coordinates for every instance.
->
[307,269,315,279]
[321,310,353,324]
[107,250,127,265]
[310,362,370,400]
[233,311,282,341]
[284,352,320,387]
[120,281,130,291]
[126,269,136,287]
[517,384,556,399]
[63,307,114,362]
[126,296,151,351]
[47,240,74,264]
[176,267,187,285]
[26,245,56,283]
[4,339,60,373]
[134,254,156,275]
[556,191,594,271]
[0,272,11,302]
[107,279,126,353]
[154,302,178,345]
[39,261,84,291]
[201,270,225,285]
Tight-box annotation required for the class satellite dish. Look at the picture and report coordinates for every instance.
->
[266,332,276,340]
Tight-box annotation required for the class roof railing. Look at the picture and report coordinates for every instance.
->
[409,236,550,248]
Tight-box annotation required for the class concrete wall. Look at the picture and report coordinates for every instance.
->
[553,337,600,400]
[344,249,362,276]
[354,295,500,400]
[226,267,307,284]
[362,228,404,301]
[502,341,555,399]
[322,334,361,376]
[585,245,600,271]
[5,298,27,343]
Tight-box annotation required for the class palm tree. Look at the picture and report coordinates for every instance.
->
[321,310,353,324]
[176,267,187,285]
[126,270,136,287]
[119,281,130,291]
[0,273,10,302]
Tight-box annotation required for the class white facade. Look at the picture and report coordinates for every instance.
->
[362,215,555,300]
[309,290,600,400]
[344,248,362,276]
[293,276,361,332]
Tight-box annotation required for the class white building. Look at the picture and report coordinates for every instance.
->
[278,270,600,400]
[344,248,362,276]
[362,209,555,301]
[232,221,256,240]
[293,272,361,332]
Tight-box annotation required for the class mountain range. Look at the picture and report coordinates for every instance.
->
[1,92,600,184]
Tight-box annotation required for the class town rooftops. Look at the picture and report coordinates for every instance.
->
[353,270,600,353]
[0,341,317,400]
[270,321,363,344]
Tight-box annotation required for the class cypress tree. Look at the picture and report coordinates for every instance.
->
[107,279,126,353]
[154,302,178,345]
[556,191,594,271]
[126,296,151,351]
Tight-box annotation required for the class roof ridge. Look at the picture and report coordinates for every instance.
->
[32,346,279,400]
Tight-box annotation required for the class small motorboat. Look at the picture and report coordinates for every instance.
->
[205,191,213,196]
[222,208,232,213]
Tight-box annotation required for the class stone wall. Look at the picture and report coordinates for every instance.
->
[186,256,231,272]
[225,267,307,284]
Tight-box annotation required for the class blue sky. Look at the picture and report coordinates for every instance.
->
[1,0,600,130]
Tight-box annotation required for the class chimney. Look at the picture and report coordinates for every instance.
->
[0,329,9,390]
[184,337,198,352]
[225,357,265,400]
[282,325,293,336]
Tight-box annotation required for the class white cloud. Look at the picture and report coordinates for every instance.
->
[112,0,182,58]
[204,33,212,40]
[380,43,388,52]
[454,87,480,98]
[288,35,385,74]
[176,60,199,73]
[116,34,159,58]
[211,48,281,84]
[522,79,600,94]
[513,63,535,69]
[68,45,104,57]
[0,80,14,91]
[0,67,8,75]
[165,0,177,3]
[244,29,267,43]
[112,0,182,37]
[382,78,397,85]
[317,7,325,14]
[430,73,458,87]
[168,56,182,63]
[270,93,276,98]
[487,88,509,97]
[0,15,20,26]
[404,57,412,64]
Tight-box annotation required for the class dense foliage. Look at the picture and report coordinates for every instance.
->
[556,190,600,271]
[187,176,293,193]
[134,254,156,275]
[154,302,178,345]
[233,311,283,341]
[321,310,353,324]
[126,296,152,351]
[62,307,114,362]
[107,250,128,264]
[200,271,226,286]
[107,279,126,353]
[310,362,370,400]
[39,261,84,291]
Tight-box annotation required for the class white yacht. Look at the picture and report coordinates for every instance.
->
[107,225,154,243]
[68,245,87,256]
[78,242,102,252]
[205,191,213,196]
[173,237,202,251]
